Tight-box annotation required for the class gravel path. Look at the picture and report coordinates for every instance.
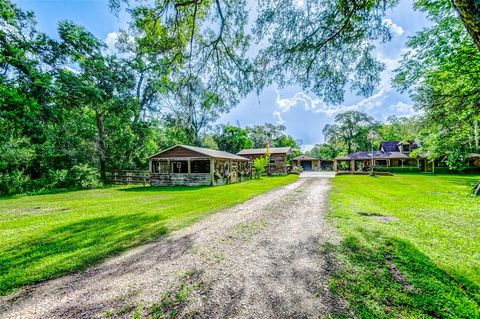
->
[1,172,348,319]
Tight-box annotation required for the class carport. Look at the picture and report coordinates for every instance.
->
[293,155,320,171]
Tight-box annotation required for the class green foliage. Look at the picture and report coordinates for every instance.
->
[289,166,303,175]
[214,125,253,154]
[377,116,420,142]
[0,175,297,296]
[253,156,269,177]
[373,166,421,173]
[394,1,480,171]
[246,123,299,149]
[323,111,378,154]
[329,174,480,317]
[307,143,338,160]
[254,0,396,104]
[69,164,102,189]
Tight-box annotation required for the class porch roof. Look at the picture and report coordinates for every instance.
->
[149,145,249,161]
[292,154,318,161]
[334,151,426,161]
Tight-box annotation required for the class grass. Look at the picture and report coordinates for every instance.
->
[0,175,298,296]
[327,174,480,318]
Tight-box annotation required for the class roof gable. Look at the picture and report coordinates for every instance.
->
[149,145,248,161]
[292,154,317,160]
[380,141,400,152]
[237,147,292,156]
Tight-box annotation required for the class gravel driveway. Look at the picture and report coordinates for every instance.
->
[1,172,348,318]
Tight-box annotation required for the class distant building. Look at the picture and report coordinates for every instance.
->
[292,155,333,171]
[148,145,250,186]
[333,141,429,172]
[237,147,292,174]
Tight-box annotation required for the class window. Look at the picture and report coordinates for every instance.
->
[171,161,188,173]
[403,144,411,152]
[191,160,210,173]
[375,160,388,166]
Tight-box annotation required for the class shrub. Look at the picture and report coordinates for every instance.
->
[374,166,420,173]
[69,164,102,189]
[0,170,30,195]
[290,166,303,174]
[253,155,269,178]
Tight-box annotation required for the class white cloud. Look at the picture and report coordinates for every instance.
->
[272,110,285,124]
[389,101,415,115]
[274,87,389,117]
[104,32,119,54]
[382,18,404,36]
[301,144,315,152]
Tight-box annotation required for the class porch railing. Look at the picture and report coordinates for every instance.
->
[107,170,149,185]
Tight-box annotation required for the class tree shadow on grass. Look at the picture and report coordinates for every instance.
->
[117,185,210,193]
[329,229,480,318]
[0,214,168,296]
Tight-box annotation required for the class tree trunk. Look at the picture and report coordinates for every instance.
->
[453,0,480,51]
[95,111,107,183]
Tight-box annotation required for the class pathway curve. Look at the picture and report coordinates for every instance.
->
[1,172,349,318]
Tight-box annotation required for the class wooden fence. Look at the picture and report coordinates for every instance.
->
[107,170,149,185]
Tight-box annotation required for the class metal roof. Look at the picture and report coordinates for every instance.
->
[292,155,318,161]
[334,151,426,161]
[237,147,292,155]
[149,145,249,161]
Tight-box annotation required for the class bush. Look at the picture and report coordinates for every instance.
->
[69,164,102,189]
[253,156,269,178]
[374,166,420,173]
[290,166,303,174]
[0,170,30,195]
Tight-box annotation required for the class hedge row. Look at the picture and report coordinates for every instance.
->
[373,166,420,173]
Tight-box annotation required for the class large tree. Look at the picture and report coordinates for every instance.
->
[394,0,480,172]
[214,125,253,154]
[323,111,378,154]
[246,123,299,149]
[452,0,480,50]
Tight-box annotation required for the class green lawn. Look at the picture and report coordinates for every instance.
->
[0,175,298,296]
[327,174,480,318]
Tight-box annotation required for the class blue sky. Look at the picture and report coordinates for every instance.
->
[15,0,429,150]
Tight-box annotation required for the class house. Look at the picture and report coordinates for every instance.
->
[148,145,251,186]
[333,141,431,172]
[237,147,292,174]
[292,155,333,171]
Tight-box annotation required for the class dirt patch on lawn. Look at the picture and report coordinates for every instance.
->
[1,173,347,318]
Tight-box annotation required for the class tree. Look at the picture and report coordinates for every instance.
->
[323,111,378,154]
[214,125,253,154]
[451,0,480,51]
[308,144,338,160]
[254,0,395,105]
[253,156,269,178]
[246,123,299,149]
[394,1,480,172]
[377,116,420,142]
[0,0,61,193]
[56,21,136,182]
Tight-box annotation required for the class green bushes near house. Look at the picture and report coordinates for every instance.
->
[373,166,421,173]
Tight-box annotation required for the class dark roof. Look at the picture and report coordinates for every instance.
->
[292,155,318,161]
[335,151,426,161]
[149,145,249,161]
[380,141,400,152]
[380,140,420,152]
[237,147,292,156]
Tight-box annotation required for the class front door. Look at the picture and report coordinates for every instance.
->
[301,160,312,171]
